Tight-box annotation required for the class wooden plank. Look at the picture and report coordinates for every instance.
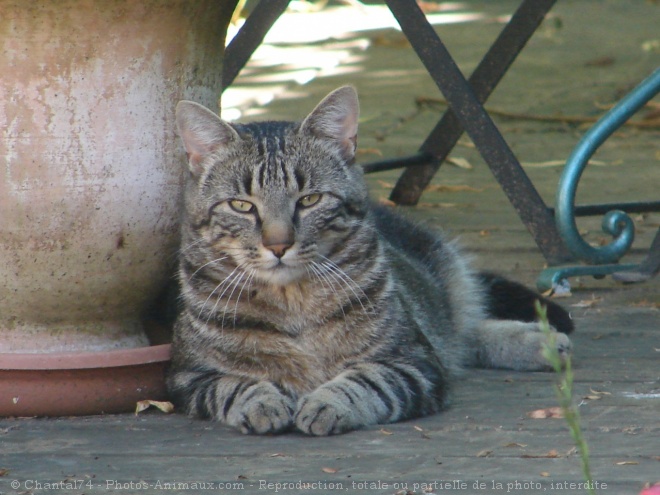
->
[1,308,657,494]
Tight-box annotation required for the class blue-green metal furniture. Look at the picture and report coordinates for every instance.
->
[537,67,660,292]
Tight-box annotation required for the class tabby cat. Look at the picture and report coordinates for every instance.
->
[166,86,573,436]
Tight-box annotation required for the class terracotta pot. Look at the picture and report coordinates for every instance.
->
[0,1,235,352]
[0,344,171,416]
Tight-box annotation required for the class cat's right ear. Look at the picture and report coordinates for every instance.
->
[175,101,239,178]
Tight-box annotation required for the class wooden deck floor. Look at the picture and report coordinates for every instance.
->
[2,0,658,493]
[1,310,658,494]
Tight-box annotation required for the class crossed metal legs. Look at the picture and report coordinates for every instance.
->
[222,0,575,265]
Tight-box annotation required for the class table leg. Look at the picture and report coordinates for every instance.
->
[388,0,556,205]
[384,0,573,264]
[222,0,292,89]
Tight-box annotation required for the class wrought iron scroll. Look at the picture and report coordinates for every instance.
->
[537,67,660,292]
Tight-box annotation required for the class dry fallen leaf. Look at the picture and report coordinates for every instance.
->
[540,472,551,478]
[630,300,660,309]
[379,428,394,436]
[413,425,424,432]
[523,159,611,168]
[476,449,493,458]
[135,400,174,415]
[521,449,560,459]
[417,202,459,209]
[615,461,639,466]
[378,197,397,207]
[527,407,565,419]
[321,467,338,474]
[522,160,566,168]
[370,33,410,48]
[457,138,476,149]
[418,0,449,13]
[503,442,528,448]
[584,388,611,401]
[571,295,602,308]
[0,468,9,477]
[425,184,484,193]
[356,147,383,157]
[584,56,616,67]
[446,156,473,169]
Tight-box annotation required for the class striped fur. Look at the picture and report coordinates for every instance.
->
[167,87,573,436]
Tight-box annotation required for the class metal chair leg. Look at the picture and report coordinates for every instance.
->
[387,0,557,206]
[222,0,292,89]
[538,67,660,291]
[383,0,573,264]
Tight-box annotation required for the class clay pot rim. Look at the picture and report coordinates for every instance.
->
[0,344,171,371]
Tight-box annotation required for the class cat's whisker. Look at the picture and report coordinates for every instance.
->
[218,269,248,329]
[305,263,324,290]
[177,237,205,255]
[318,256,372,315]
[187,255,229,282]
[198,282,225,324]
[308,262,348,323]
[210,271,243,329]
[233,269,256,326]
[312,261,350,300]
[198,265,241,323]
[325,266,361,317]
[174,237,209,264]
[308,262,334,297]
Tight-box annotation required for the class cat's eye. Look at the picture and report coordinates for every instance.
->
[298,193,322,208]
[228,199,255,213]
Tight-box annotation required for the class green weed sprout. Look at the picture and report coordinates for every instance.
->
[536,301,596,495]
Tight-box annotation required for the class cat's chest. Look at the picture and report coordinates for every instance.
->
[247,282,342,331]
[226,283,374,378]
[223,321,347,387]
[214,304,365,393]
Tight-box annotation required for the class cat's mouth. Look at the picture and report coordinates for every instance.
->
[256,259,306,286]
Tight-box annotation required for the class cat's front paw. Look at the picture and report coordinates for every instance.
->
[534,330,572,370]
[553,332,572,363]
[295,391,358,436]
[226,382,295,435]
[523,322,572,370]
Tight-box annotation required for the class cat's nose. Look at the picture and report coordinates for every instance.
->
[265,242,292,259]
[262,221,294,259]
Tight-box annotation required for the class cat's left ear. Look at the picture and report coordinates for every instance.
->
[300,86,359,161]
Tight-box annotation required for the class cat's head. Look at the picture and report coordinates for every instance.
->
[175,86,370,286]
